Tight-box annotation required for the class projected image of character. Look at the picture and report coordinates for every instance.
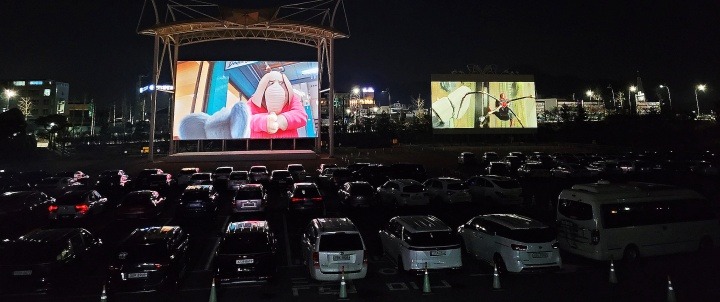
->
[247,71,307,138]
[477,92,534,128]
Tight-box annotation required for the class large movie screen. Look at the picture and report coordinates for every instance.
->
[173,61,319,140]
[431,75,537,133]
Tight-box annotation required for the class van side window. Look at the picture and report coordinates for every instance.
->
[558,199,593,221]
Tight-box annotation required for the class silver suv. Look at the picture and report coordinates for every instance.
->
[301,218,367,281]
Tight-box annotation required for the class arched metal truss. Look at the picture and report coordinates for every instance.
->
[138,0,349,161]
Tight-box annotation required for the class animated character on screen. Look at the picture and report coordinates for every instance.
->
[247,71,307,138]
[472,91,534,128]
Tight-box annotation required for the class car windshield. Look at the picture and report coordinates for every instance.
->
[56,192,87,205]
[0,241,70,265]
[494,179,520,189]
[121,193,152,207]
[216,168,232,174]
[404,231,459,247]
[250,167,267,173]
[351,184,374,195]
[229,172,248,180]
[180,169,197,175]
[293,187,320,197]
[503,227,556,243]
[218,233,271,254]
[236,190,263,200]
[191,174,211,180]
[287,166,304,172]
[318,233,364,251]
[447,182,467,190]
[272,171,291,178]
[402,184,424,193]
[116,243,169,263]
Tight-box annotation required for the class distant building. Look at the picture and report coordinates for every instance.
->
[0,79,69,121]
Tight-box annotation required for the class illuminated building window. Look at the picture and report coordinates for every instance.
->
[13,81,26,86]
[29,81,43,85]
[44,89,51,96]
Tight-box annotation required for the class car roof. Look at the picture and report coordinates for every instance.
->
[294,182,317,188]
[393,179,421,186]
[237,184,263,190]
[482,214,547,230]
[226,220,270,235]
[184,184,214,191]
[19,228,83,243]
[181,167,199,171]
[394,215,450,232]
[313,218,358,233]
[125,226,182,244]
[433,177,462,183]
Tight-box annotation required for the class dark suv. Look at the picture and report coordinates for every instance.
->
[177,185,218,218]
[107,226,189,294]
[287,183,323,212]
[0,228,102,295]
[215,221,278,285]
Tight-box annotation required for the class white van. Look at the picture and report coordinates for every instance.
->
[379,215,462,272]
[556,181,720,261]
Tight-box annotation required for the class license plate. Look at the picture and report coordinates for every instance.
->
[187,203,203,208]
[530,252,548,258]
[241,202,256,208]
[430,250,446,256]
[12,270,32,276]
[236,259,254,264]
[332,255,351,261]
[127,272,148,279]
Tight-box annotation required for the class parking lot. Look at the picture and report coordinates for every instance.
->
[1,145,719,302]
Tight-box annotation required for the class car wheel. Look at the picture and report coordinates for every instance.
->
[493,254,507,273]
[622,245,640,264]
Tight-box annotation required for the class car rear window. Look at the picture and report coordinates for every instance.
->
[250,167,267,173]
[351,184,374,195]
[229,172,248,180]
[272,171,292,178]
[191,174,211,180]
[319,233,364,251]
[293,187,320,197]
[219,233,271,254]
[117,243,169,262]
[494,179,520,189]
[447,182,467,190]
[236,190,263,200]
[403,231,459,247]
[402,184,424,193]
[287,166,305,172]
[504,227,556,243]
[215,168,233,174]
[55,192,87,205]
[121,194,152,207]
[558,199,593,221]
[333,170,352,177]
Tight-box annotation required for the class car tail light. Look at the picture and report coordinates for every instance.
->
[552,242,559,249]
[48,205,58,213]
[591,229,600,245]
[154,263,164,269]
[511,244,528,251]
[291,197,302,203]
[312,252,320,268]
[311,197,322,202]
[75,204,89,213]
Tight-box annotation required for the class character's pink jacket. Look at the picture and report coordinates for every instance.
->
[248,94,308,138]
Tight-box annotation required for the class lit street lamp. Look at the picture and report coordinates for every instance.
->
[659,85,672,110]
[695,84,706,117]
[629,86,637,113]
[3,89,17,112]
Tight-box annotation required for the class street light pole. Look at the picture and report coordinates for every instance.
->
[629,85,637,114]
[659,85,672,111]
[695,84,706,118]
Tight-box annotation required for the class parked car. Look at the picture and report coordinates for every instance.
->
[502,156,524,174]
[466,175,523,206]
[0,177,31,194]
[17,170,50,187]
[35,176,77,197]
[287,183,324,213]
[96,170,129,193]
[337,181,375,208]
[232,184,267,213]
[550,163,594,178]
[0,228,102,295]
[0,191,54,241]
[287,164,308,182]
[48,189,107,220]
[329,168,353,189]
[346,163,370,174]
[316,163,338,176]
[106,226,189,294]
[55,170,89,182]
[249,166,270,184]
[586,161,623,176]
[177,185,218,218]
[213,166,234,181]
[301,218,367,281]
[269,170,294,191]
[457,152,477,166]
[457,214,561,272]
[227,171,250,191]
[133,168,166,189]
[485,161,511,176]
[482,152,500,165]
[317,167,340,188]
[176,167,201,187]
[389,163,428,182]
[215,221,278,285]
[517,162,552,178]
[189,172,213,186]
[115,190,166,220]
[376,179,430,207]
[353,164,393,187]
[379,215,462,272]
[137,174,174,194]
[423,177,472,204]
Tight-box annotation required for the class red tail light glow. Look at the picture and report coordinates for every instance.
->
[311,197,322,202]
[312,252,320,268]
[48,205,58,213]
[75,204,89,213]
[291,197,302,203]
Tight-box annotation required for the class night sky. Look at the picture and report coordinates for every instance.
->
[0,0,718,111]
